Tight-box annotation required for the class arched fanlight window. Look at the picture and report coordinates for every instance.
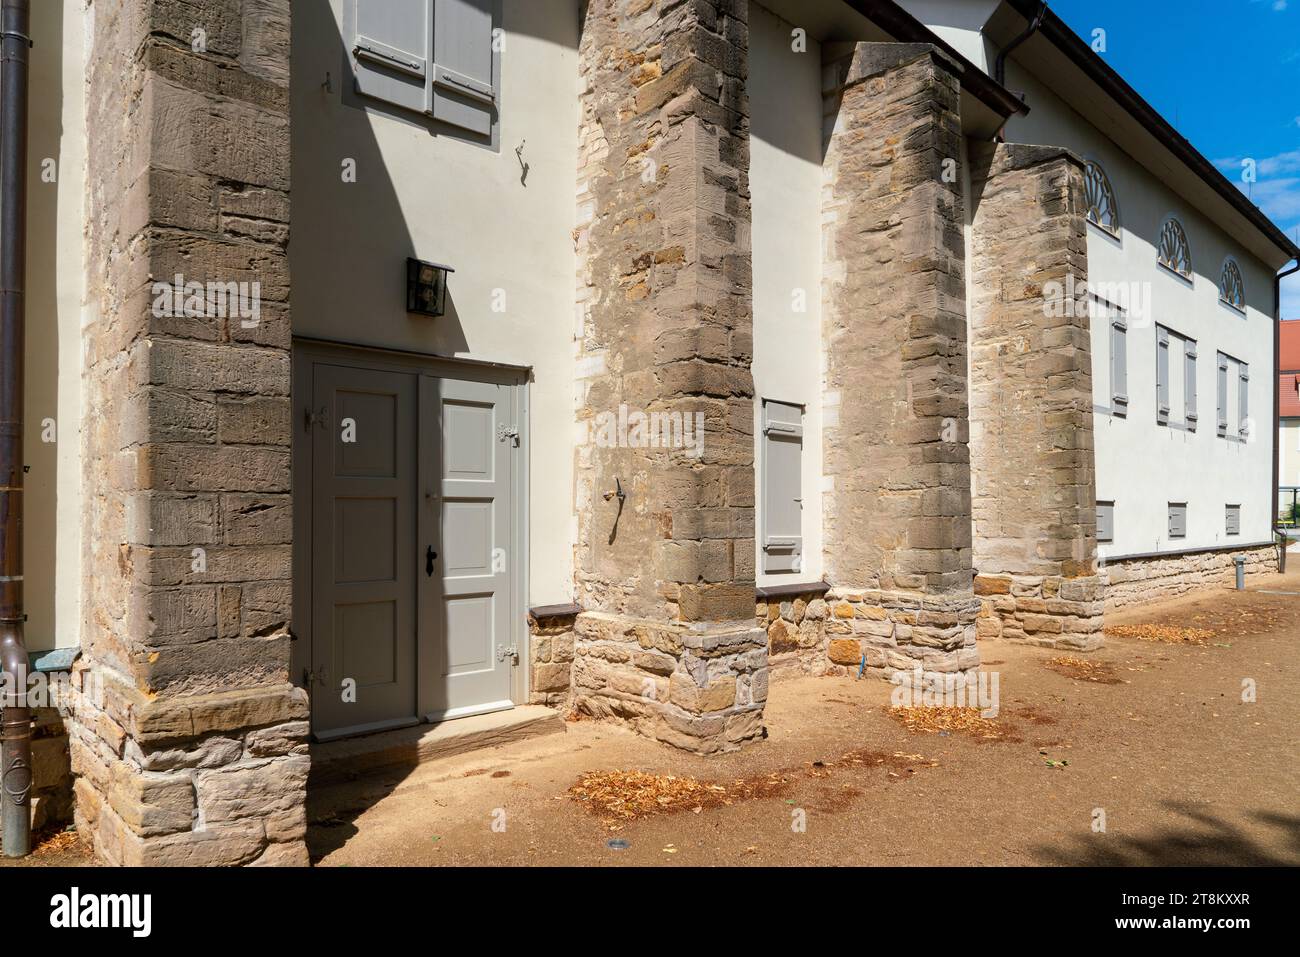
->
[1083,161,1120,235]
[1219,258,1245,312]
[1157,217,1192,278]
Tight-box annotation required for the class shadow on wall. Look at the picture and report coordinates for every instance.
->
[291,1,580,832]
[24,0,66,652]
[292,0,465,356]
[291,0,579,358]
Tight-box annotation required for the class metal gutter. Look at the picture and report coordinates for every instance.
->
[1003,0,1300,263]
[841,0,1029,120]
[0,0,32,859]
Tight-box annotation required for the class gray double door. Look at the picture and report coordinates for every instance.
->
[297,346,524,740]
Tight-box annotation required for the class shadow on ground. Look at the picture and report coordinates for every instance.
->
[1033,802,1300,866]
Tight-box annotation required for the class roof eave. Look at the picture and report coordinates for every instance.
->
[841,0,1029,122]
[1001,0,1300,264]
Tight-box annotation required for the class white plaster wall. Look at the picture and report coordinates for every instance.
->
[1003,64,1277,556]
[894,0,1000,70]
[749,4,825,586]
[291,1,580,605]
[26,0,84,651]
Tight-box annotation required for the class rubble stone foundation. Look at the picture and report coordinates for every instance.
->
[822,589,981,676]
[1104,544,1278,612]
[758,588,829,676]
[571,612,766,753]
[974,574,1104,650]
[528,606,579,706]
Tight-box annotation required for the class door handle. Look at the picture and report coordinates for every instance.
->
[426,545,437,577]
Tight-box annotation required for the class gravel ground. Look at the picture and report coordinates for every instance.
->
[11,570,1299,867]
[307,570,1300,867]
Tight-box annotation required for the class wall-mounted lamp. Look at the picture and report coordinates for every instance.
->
[406,257,455,317]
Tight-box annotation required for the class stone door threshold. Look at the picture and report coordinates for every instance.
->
[309,706,565,786]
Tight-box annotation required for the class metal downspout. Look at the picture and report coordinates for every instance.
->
[990,0,1047,141]
[0,0,32,858]
[994,0,1048,87]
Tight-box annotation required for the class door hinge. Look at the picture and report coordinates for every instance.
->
[497,424,519,447]
[303,666,330,687]
[304,405,327,433]
[496,644,519,665]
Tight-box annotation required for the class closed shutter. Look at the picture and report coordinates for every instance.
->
[349,0,499,136]
[1184,340,1197,430]
[762,401,804,574]
[1096,501,1114,543]
[1216,354,1229,436]
[1238,363,1250,439]
[432,0,498,135]
[352,0,431,114]
[1110,317,1127,415]
[1168,503,1187,539]
[1225,504,1241,536]
[1156,327,1170,425]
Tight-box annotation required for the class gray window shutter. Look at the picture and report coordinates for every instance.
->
[1168,503,1187,539]
[1225,504,1241,536]
[1184,340,1197,430]
[352,0,432,114]
[1096,501,1114,543]
[1238,363,1250,439]
[1110,317,1127,415]
[762,401,804,574]
[1217,354,1229,436]
[1156,327,1170,425]
[432,0,499,135]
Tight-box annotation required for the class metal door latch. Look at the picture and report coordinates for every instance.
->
[496,644,519,664]
[497,425,519,446]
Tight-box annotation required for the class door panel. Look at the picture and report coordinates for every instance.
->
[311,363,419,738]
[421,377,515,721]
[298,344,523,740]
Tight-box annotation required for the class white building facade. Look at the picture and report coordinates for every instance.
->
[8,0,1296,863]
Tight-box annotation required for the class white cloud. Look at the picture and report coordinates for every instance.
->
[1215,149,1300,179]
[1243,177,1300,222]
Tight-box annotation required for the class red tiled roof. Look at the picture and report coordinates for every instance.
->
[1282,321,1300,372]
[1281,373,1300,419]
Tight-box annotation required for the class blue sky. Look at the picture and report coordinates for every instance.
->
[1052,0,1300,318]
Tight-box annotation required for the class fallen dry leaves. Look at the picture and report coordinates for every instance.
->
[33,828,81,857]
[1045,655,1123,684]
[1105,623,1214,645]
[568,769,791,821]
[886,705,1005,739]
[569,748,937,822]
